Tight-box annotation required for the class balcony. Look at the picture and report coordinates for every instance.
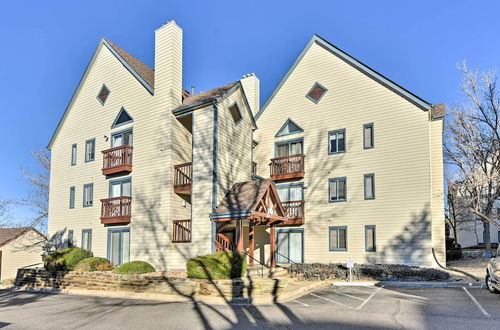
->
[100,196,132,224]
[102,145,133,176]
[174,162,192,193]
[269,154,305,181]
[172,219,192,243]
[281,200,305,225]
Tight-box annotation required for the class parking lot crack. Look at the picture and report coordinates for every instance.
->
[391,299,405,330]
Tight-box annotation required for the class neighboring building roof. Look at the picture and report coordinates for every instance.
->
[213,179,275,214]
[0,227,46,248]
[255,34,434,121]
[181,81,239,107]
[104,38,155,88]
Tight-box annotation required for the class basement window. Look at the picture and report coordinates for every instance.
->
[97,84,110,105]
[306,82,327,104]
[229,103,242,125]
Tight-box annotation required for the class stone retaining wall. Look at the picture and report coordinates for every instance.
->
[14,269,287,299]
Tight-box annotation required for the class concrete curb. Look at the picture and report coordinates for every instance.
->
[330,281,486,289]
[2,281,331,306]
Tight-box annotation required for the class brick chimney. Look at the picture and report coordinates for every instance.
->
[154,21,183,108]
[240,73,260,116]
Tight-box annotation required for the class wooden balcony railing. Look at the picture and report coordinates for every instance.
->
[174,162,192,193]
[252,161,257,176]
[100,196,132,224]
[281,200,305,225]
[269,154,305,181]
[172,219,191,243]
[102,145,133,176]
[215,233,234,252]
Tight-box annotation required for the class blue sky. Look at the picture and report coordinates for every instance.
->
[0,0,499,222]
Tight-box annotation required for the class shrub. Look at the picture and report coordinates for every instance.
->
[95,262,115,271]
[287,263,449,281]
[44,247,93,271]
[75,257,113,272]
[187,251,247,279]
[113,261,156,275]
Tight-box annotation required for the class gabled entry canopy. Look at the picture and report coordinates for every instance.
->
[210,179,286,226]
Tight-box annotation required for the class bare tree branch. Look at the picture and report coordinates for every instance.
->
[445,61,500,253]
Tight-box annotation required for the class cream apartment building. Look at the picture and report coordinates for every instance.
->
[47,21,445,270]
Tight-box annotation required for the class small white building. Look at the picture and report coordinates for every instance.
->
[0,227,46,282]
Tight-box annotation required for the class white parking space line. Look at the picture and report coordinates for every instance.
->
[293,299,309,307]
[356,286,384,310]
[345,287,377,295]
[462,288,491,318]
[335,292,366,301]
[310,293,354,309]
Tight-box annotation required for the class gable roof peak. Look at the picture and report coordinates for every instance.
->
[255,34,433,121]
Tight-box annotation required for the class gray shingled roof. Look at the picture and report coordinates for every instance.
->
[213,179,274,213]
[104,38,190,98]
[181,81,238,107]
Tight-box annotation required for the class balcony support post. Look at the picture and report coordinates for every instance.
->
[235,219,244,253]
[269,225,276,268]
[248,225,255,267]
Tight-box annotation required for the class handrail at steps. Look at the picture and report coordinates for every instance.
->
[241,251,270,278]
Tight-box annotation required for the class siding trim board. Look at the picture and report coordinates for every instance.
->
[256,35,432,121]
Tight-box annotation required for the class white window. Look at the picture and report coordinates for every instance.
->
[276,139,303,157]
[364,174,375,200]
[69,186,75,209]
[83,183,93,207]
[364,123,374,149]
[329,226,347,251]
[329,177,346,202]
[85,139,95,162]
[110,179,131,198]
[328,129,346,154]
[71,144,77,165]
[108,228,130,266]
[82,229,92,251]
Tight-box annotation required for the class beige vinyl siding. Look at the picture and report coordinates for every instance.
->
[190,107,216,257]
[430,117,445,265]
[254,41,442,266]
[0,230,45,281]
[216,87,254,203]
[48,44,153,261]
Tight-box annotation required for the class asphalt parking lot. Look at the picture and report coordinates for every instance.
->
[0,285,499,329]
